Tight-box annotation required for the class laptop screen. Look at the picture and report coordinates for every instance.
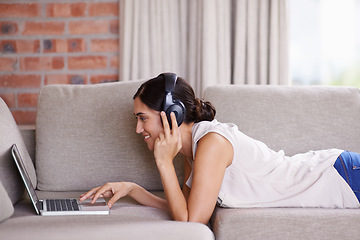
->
[11,144,41,214]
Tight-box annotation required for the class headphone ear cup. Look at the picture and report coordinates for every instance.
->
[165,101,185,129]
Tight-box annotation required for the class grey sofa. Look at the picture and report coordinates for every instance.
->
[1,80,360,240]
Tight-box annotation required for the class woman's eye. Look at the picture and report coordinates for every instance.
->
[136,116,146,121]
[135,114,147,122]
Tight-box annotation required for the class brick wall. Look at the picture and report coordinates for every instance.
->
[0,0,119,125]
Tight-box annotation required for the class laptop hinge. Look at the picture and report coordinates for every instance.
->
[37,200,44,211]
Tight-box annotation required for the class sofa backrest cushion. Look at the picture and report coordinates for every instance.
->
[204,85,360,156]
[0,98,37,204]
[36,81,184,191]
[0,181,14,222]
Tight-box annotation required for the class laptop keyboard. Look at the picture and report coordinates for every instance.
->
[46,199,80,211]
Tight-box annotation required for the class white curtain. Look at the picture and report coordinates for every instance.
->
[119,0,289,96]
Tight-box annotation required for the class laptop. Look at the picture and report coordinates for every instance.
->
[11,144,110,216]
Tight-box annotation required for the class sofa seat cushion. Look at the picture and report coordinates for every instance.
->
[36,81,183,192]
[0,217,214,240]
[1,191,214,240]
[0,98,36,204]
[0,181,14,222]
[211,206,360,240]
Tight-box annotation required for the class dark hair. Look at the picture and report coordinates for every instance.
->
[133,74,216,123]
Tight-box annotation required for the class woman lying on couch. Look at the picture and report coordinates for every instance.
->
[80,73,360,224]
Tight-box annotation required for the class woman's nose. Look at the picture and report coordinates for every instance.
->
[136,121,143,134]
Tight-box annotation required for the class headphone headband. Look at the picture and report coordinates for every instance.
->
[158,72,185,129]
[162,73,177,93]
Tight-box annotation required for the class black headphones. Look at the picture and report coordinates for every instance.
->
[160,73,185,129]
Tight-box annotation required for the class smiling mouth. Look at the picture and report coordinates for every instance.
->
[144,135,150,141]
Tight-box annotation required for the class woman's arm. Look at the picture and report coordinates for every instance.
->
[187,132,233,223]
[182,157,192,202]
[155,112,233,224]
[79,182,168,210]
[128,183,168,210]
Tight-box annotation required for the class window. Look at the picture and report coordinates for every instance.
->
[290,0,360,87]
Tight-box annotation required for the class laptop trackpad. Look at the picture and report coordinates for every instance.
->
[80,198,109,211]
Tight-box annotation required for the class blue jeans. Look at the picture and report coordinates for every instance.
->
[334,151,360,202]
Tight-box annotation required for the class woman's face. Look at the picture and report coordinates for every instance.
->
[133,97,163,151]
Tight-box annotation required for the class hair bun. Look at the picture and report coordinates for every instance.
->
[194,98,216,123]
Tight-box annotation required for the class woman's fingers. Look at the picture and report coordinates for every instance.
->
[80,182,134,209]
[170,112,179,136]
[161,111,179,137]
[79,187,100,201]
[107,191,127,208]
[160,111,171,136]
[91,183,114,204]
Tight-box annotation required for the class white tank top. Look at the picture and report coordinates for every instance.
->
[186,120,359,208]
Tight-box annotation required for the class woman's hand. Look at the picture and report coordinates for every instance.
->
[154,111,182,167]
[79,182,135,208]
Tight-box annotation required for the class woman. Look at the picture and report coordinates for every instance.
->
[80,73,360,224]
